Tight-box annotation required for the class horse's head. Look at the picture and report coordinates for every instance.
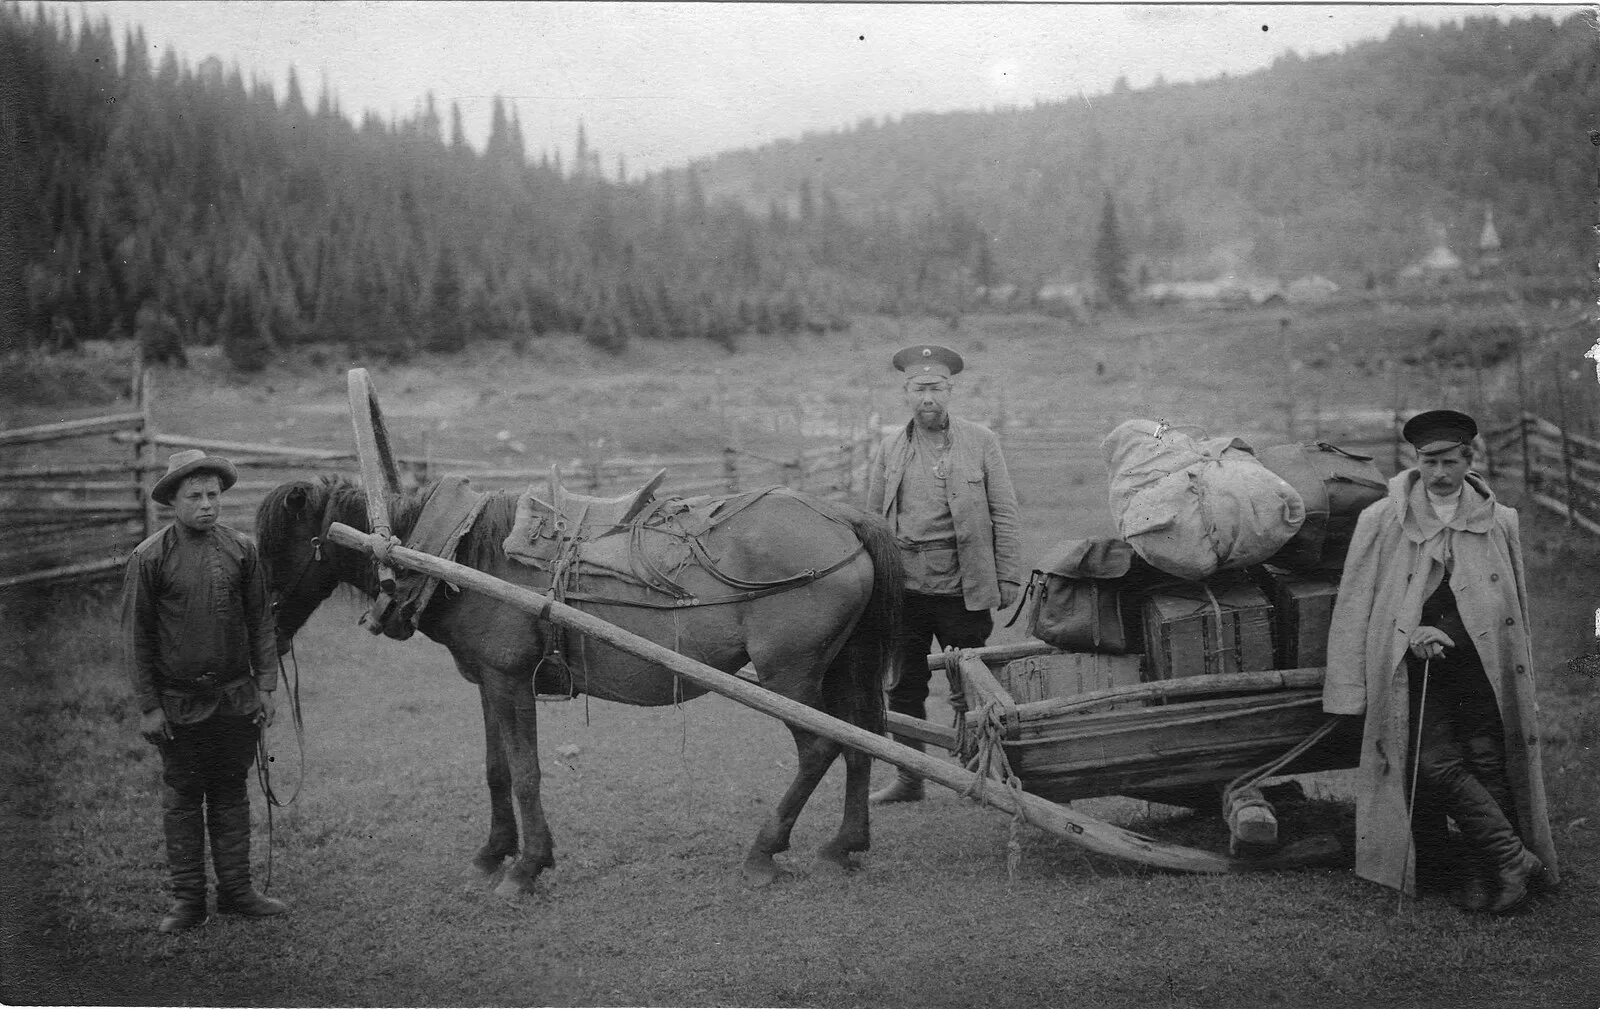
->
[256,476,363,651]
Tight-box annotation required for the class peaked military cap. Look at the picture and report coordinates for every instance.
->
[1403,409,1478,454]
[892,344,964,382]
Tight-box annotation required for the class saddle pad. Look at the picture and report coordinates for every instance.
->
[390,476,489,630]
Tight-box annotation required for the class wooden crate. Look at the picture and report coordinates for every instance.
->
[996,651,1144,704]
[1266,569,1340,668]
[1142,577,1275,679]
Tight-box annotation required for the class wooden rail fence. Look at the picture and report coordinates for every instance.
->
[6,375,1596,592]
[0,370,878,590]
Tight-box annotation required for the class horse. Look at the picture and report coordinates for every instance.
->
[256,474,903,895]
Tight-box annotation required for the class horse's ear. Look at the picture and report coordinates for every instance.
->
[286,485,309,515]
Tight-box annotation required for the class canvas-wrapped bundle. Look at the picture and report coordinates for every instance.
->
[1102,419,1306,581]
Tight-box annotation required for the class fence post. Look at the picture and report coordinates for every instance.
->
[1279,317,1297,440]
[1390,361,1405,474]
[1552,351,1576,528]
[136,365,158,539]
[1515,338,1532,489]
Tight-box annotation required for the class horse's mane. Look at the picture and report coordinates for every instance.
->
[256,473,521,571]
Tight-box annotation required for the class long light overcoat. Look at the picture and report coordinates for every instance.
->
[1323,469,1558,893]
[866,416,1022,610]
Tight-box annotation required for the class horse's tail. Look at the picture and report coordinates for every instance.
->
[837,508,904,736]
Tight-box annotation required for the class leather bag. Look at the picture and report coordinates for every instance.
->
[1022,538,1167,654]
[1257,442,1387,570]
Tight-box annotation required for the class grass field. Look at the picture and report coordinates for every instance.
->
[3,304,1598,1007]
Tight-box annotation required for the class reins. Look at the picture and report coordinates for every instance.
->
[256,500,329,894]
[254,641,306,894]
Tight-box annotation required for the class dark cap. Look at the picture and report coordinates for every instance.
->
[1402,409,1478,454]
[892,344,964,383]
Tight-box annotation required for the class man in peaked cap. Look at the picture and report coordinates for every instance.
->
[1323,409,1557,913]
[866,345,1021,804]
[123,450,287,931]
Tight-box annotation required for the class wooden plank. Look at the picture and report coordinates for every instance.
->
[0,500,143,516]
[1529,492,1600,538]
[115,431,353,460]
[1527,413,1600,455]
[1013,667,1327,722]
[927,638,1057,671]
[0,555,124,590]
[0,412,146,446]
[0,462,142,480]
[323,520,1262,875]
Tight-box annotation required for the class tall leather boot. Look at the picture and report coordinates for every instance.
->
[1409,783,1457,893]
[209,801,288,918]
[157,803,210,933]
[870,738,926,804]
[1448,779,1542,915]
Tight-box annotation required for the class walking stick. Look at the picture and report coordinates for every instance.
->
[1400,656,1431,912]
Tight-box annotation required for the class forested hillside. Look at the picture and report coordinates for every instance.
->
[2,6,1594,367]
[688,12,1598,297]
[0,2,885,366]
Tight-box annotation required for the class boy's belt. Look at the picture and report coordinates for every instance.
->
[161,671,248,694]
[898,539,958,552]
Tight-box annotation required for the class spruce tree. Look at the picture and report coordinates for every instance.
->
[1092,190,1129,308]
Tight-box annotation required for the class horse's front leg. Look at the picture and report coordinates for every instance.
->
[744,726,842,886]
[484,669,554,897]
[472,680,518,875]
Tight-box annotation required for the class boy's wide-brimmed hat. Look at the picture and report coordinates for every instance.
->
[1402,409,1478,454]
[892,344,964,383]
[151,449,237,505]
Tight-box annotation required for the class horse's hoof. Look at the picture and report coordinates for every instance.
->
[815,845,862,876]
[742,857,787,888]
[472,853,507,876]
[493,874,535,899]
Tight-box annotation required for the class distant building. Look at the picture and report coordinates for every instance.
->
[1139,276,1282,307]
[973,283,1020,306]
[1286,274,1340,302]
[1398,244,1464,285]
[1034,279,1092,321]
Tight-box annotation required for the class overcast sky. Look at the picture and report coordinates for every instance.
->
[62,1,1570,175]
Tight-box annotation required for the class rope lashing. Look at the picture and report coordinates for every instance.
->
[958,686,1033,881]
[366,530,401,565]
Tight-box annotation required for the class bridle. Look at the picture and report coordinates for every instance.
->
[269,490,341,625]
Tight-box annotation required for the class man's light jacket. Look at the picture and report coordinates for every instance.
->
[866,416,1022,611]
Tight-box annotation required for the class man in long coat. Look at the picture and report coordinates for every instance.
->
[865,344,1022,803]
[1323,410,1557,912]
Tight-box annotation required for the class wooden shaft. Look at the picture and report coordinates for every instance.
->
[347,369,400,591]
[323,521,1240,874]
